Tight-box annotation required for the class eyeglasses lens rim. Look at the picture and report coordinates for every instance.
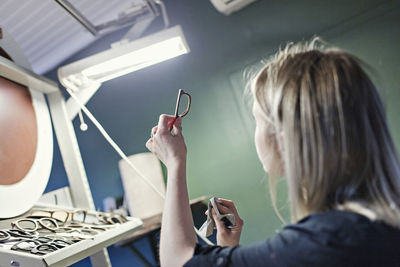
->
[72,210,87,223]
[175,89,191,118]
[38,218,59,232]
[14,219,39,232]
[52,210,69,223]
[8,229,34,238]
[0,230,10,242]
[29,209,68,224]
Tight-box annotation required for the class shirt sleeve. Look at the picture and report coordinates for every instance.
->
[183,229,296,267]
[183,218,330,267]
[183,244,237,267]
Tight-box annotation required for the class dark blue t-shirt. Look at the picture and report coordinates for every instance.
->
[184,210,400,267]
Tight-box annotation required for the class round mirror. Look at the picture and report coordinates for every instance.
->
[0,77,37,185]
[0,30,53,218]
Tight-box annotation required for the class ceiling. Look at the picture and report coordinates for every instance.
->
[1,0,393,76]
[0,0,150,74]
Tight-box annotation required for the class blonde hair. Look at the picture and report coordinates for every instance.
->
[251,38,400,227]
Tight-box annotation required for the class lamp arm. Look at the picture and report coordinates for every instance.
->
[57,66,101,120]
[155,0,169,28]
[65,84,101,120]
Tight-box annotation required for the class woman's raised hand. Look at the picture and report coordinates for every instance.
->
[146,114,186,170]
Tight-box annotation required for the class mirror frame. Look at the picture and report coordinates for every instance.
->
[0,29,54,218]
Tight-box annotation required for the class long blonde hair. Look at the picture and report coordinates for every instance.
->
[251,38,400,227]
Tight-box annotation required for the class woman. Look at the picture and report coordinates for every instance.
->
[146,39,400,266]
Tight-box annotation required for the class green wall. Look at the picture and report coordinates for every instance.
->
[324,7,400,150]
[45,0,400,247]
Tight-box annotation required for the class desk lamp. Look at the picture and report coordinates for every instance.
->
[58,25,189,120]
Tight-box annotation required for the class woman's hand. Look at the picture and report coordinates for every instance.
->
[208,198,244,247]
[146,114,186,170]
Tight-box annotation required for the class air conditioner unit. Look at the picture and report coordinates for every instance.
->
[210,0,258,15]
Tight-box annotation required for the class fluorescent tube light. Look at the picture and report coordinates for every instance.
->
[58,25,189,91]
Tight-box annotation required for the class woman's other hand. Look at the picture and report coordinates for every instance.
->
[146,114,186,170]
[210,198,244,247]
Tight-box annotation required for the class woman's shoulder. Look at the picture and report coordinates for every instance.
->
[285,210,400,246]
[273,210,400,265]
[249,210,400,266]
[294,209,400,235]
[294,209,378,231]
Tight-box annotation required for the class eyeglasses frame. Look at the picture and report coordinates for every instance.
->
[12,218,59,233]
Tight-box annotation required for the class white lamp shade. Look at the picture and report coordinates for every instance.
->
[58,25,190,91]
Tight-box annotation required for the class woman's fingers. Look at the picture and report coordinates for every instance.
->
[216,198,244,228]
[151,126,158,137]
[206,205,230,216]
[168,117,183,133]
[215,202,231,214]
[217,199,240,217]
[211,209,228,234]
[153,115,182,137]
[158,114,176,133]
[216,198,235,208]
[172,123,182,136]
[157,114,168,133]
[173,117,183,132]
[175,117,182,128]
[145,138,153,152]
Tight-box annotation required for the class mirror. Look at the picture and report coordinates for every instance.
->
[0,36,53,218]
[0,76,37,185]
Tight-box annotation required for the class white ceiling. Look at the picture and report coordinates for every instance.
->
[0,0,146,74]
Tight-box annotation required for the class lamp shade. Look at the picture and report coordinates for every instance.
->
[58,25,190,91]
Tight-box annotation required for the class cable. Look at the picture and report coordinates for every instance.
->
[78,109,88,131]
[66,87,166,198]
[65,87,214,245]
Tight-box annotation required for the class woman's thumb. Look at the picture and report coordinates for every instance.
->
[212,208,226,233]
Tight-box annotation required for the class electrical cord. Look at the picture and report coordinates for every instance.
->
[65,87,214,245]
